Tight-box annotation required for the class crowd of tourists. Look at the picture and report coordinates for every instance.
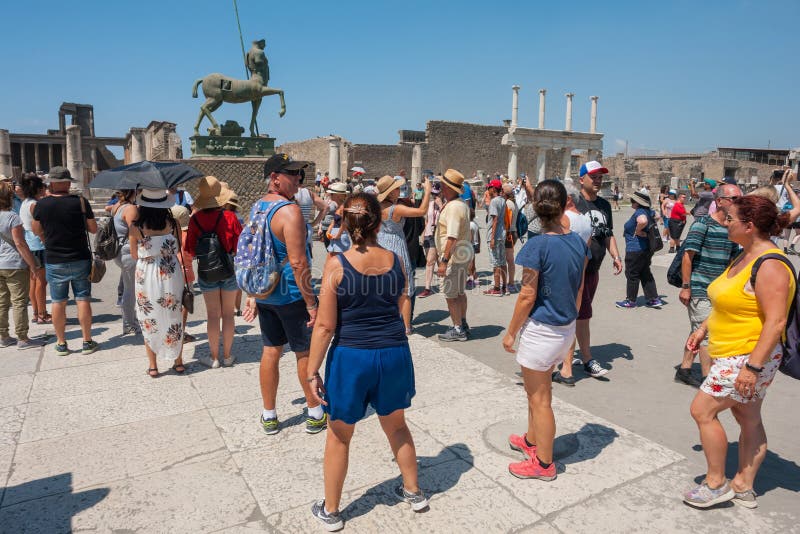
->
[1,157,797,529]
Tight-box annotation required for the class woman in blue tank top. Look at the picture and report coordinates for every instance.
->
[306,193,428,530]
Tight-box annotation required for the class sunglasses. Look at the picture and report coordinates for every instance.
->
[280,169,305,183]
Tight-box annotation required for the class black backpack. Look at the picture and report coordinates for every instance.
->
[750,253,800,380]
[194,211,234,283]
[95,216,122,261]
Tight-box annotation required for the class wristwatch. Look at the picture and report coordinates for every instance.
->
[439,254,449,264]
[681,283,690,289]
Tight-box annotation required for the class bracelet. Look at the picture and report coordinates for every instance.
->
[745,362,764,373]
[306,372,321,383]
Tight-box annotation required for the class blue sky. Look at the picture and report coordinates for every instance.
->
[1,0,797,157]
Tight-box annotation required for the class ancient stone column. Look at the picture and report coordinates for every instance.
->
[590,96,599,133]
[65,125,84,192]
[511,85,520,128]
[328,136,341,181]
[536,146,547,183]
[0,130,12,177]
[562,148,573,179]
[411,143,422,188]
[34,143,41,172]
[564,93,574,131]
[129,128,147,163]
[47,144,54,172]
[508,144,518,182]
[538,89,546,129]
[20,144,27,174]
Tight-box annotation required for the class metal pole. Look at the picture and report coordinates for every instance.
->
[233,0,259,136]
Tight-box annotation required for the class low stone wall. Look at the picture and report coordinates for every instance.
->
[178,158,269,212]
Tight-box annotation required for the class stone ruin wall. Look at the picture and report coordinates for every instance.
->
[602,153,779,193]
[276,120,567,181]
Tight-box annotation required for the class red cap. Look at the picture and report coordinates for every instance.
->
[488,179,503,190]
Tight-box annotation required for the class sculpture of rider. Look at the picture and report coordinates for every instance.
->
[246,39,270,85]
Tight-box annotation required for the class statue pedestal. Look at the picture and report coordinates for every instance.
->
[190,135,275,158]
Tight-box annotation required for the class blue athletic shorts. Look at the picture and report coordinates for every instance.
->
[324,343,415,424]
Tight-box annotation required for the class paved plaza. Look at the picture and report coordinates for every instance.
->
[1,207,799,533]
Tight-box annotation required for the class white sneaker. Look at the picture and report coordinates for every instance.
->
[223,355,236,367]
[211,359,220,369]
[198,356,216,368]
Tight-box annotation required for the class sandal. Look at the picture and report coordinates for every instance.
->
[39,313,52,324]
[147,368,159,378]
[171,363,186,374]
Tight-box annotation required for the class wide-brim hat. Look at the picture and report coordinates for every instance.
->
[327,182,348,195]
[137,188,175,209]
[219,181,237,207]
[442,169,465,194]
[629,191,651,208]
[377,175,406,202]
[194,176,226,210]
[47,166,75,183]
[169,205,191,230]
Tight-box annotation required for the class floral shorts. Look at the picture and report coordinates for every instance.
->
[701,345,782,404]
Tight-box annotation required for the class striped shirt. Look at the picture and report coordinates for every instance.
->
[683,216,739,299]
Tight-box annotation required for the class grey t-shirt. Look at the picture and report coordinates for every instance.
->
[0,211,26,269]
[488,196,507,241]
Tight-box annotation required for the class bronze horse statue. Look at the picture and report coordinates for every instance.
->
[192,73,285,137]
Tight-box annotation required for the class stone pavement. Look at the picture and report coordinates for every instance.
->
[1,208,799,532]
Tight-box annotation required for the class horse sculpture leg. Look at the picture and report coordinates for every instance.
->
[203,98,223,136]
[250,98,262,137]
[258,86,287,118]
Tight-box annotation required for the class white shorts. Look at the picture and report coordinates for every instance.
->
[701,344,782,404]
[516,317,576,371]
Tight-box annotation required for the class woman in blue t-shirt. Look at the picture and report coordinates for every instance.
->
[502,180,590,482]
[305,193,427,530]
[615,191,664,309]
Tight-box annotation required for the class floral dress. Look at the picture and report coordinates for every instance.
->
[135,231,184,360]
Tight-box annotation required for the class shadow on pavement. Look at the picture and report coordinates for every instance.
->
[579,342,634,368]
[558,423,619,467]
[466,325,505,340]
[691,442,800,496]
[0,473,109,531]
[64,327,108,342]
[412,309,449,325]
[342,444,473,522]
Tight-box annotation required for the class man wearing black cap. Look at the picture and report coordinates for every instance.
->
[31,167,99,356]
[242,154,326,436]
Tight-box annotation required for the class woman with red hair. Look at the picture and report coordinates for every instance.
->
[684,194,794,509]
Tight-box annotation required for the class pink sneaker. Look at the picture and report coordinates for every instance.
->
[508,455,557,481]
[418,288,433,298]
[508,433,537,458]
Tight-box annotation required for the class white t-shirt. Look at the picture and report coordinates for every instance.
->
[566,210,592,243]
[470,220,480,246]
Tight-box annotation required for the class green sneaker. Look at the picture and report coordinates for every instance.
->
[306,412,328,434]
[54,342,69,356]
[260,415,280,435]
[82,340,99,355]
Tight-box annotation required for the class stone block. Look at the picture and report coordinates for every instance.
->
[0,373,32,408]
[4,411,226,506]
[0,454,258,533]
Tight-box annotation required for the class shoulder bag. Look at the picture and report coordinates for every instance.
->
[79,196,106,283]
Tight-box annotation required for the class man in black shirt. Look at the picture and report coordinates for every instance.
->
[32,167,99,356]
[554,161,623,385]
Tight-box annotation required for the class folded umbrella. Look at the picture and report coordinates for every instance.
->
[90,161,204,190]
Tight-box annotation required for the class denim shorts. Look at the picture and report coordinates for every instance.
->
[197,275,239,293]
[45,260,91,303]
[324,343,415,424]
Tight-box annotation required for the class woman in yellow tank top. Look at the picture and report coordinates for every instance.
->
[682,194,794,509]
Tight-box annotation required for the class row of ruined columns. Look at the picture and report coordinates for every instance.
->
[0,126,85,191]
[507,86,600,183]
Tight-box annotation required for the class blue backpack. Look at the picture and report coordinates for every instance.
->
[234,200,290,298]
[516,210,529,242]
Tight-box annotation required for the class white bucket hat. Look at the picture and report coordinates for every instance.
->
[137,188,175,209]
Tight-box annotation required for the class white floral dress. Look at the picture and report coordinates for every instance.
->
[135,232,184,360]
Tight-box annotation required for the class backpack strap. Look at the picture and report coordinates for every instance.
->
[750,253,796,289]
